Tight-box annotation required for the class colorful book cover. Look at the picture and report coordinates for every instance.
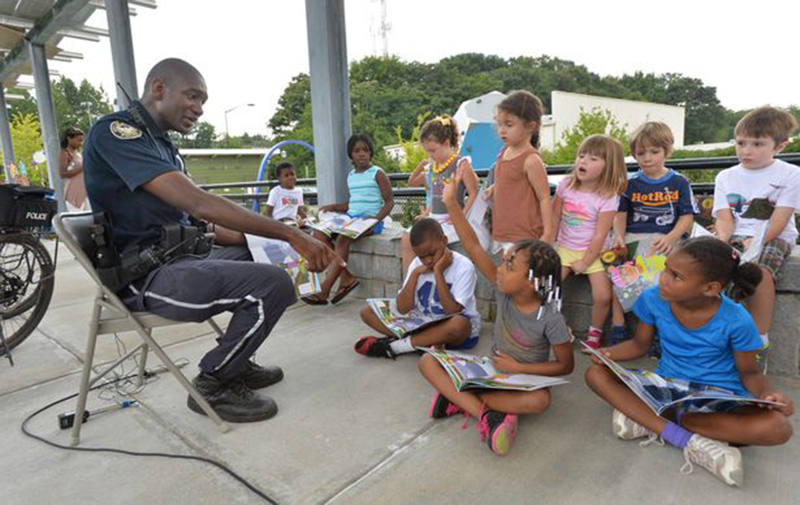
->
[420,347,569,392]
[245,234,322,296]
[367,298,454,338]
[579,341,783,414]
[307,209,378,240]
[603,234,666,312]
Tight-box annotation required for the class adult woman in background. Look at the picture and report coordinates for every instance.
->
[59,126,89,211]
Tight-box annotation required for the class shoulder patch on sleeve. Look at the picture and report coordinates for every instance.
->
[110,120,142,140]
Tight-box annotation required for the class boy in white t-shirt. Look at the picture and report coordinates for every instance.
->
[266,161,306,224]
[355,218,480,359]
[713,106,800,345]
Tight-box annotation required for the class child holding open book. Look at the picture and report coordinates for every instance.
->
[585,237,794,487]
[301,133,394,305]
[355,217,480,359]
[417,173,575,457]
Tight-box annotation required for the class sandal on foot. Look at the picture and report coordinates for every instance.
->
[331,280,360,304]
[301,294,328,305]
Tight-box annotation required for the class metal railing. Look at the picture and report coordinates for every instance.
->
[198,153,800,228]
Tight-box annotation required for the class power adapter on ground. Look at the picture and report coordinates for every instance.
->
[58,399,137,430]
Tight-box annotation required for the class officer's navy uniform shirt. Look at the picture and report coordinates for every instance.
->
[618,169,698,235]
[84,100,189,250]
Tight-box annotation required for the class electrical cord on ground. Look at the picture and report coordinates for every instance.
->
[20,374,278,505]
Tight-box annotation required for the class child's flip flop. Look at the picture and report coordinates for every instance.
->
[301,294,328,305]
[331,280,360,304]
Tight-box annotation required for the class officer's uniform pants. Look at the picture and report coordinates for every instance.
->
[124,246,296,381]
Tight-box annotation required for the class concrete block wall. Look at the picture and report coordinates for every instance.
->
[348,233,800,377]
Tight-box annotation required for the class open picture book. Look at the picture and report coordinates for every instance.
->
[419,347,569,392]
[367,298,454,338]
[580,341,784,415]
[306,209,378,240]
[245,235,322,297]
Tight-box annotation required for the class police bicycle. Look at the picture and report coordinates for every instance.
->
[0,184,57,365]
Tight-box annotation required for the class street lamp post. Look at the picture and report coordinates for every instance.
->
[224,103,255,146]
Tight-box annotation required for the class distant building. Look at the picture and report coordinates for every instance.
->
[544,91,686,149]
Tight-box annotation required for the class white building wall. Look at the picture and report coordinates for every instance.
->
[548,91,686,150]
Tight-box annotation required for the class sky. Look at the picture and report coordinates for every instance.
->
[29,0,800,139]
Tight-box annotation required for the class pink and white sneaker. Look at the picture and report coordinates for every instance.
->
[477,410,518,456]
[581,329,604,353]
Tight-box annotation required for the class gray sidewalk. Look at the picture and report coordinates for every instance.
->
[1,241,798,504]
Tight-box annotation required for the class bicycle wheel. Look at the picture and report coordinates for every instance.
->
[0,232,55,355]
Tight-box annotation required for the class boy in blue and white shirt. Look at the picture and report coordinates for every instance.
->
[355,218,480,359]
[611,122,698,344]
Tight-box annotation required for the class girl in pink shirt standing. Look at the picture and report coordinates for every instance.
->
[553,135,628,350]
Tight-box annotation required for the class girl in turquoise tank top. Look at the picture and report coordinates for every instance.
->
[302,134,394,305]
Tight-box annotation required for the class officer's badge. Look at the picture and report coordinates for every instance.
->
[110,120,142,140]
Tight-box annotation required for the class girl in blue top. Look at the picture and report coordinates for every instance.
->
[303,134,394,305]
[585,237,793,487]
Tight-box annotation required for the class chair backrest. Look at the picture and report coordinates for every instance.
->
[53,212,106,287]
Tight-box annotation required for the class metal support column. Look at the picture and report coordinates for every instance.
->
[29,42,65,211]
[106,0,138,109]
[0,86,15,182]
[305,0,351,205]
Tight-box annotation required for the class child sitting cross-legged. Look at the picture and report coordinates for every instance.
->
[585,237,794,487]
[418,174,574,457]
[355,217,481,359]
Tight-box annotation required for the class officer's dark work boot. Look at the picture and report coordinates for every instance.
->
[237,360,284,390]
[187,373,278,423]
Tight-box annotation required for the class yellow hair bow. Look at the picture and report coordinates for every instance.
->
[434,115,452,126]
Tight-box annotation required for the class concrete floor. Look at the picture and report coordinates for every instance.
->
[1,241,799,505]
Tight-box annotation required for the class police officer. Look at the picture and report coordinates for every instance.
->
[83,58,339,423]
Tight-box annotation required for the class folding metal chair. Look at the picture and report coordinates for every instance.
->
[53,212,230,446]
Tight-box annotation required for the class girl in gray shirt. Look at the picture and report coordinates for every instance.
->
[419,177,575,457]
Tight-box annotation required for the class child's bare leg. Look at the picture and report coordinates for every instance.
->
[409,315,471,348]
[611,293,625,327]
[587,271,612,329]
[419,354,484,417]
[401,233,415,276]
[477,389,552,415]
[746,267,775,335]
[681,406,792,446]
[360,305,394,337]
[585,363,667,434]
[334,235,356,288]
[561,266,572,282]
[304,232,336,301]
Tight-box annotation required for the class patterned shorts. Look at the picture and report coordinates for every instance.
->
[628,369,747,416]
[729,235,792,281]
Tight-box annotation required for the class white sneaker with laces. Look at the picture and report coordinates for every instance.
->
[612,409,655,440]
[681,434,743,487]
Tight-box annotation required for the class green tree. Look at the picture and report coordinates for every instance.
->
[395,111,430,173]
[10,77,113,134]
[173,121,218,148]
[541,108,628,165]
[6,113,48,186]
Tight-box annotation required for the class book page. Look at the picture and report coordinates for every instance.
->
[367,299,454,338]
[420,347,569,392]
[466,189,492,251]
[245,234,322,296]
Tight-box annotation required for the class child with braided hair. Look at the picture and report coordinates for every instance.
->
[418,172,574,457]
[585,237,794,487]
